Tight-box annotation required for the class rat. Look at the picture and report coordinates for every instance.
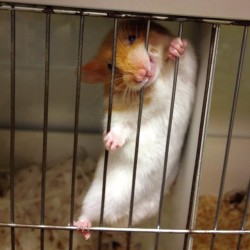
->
[74,19,197,240]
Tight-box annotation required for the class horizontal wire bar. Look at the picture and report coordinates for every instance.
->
[0,2,250,25]
[0,223,250,235]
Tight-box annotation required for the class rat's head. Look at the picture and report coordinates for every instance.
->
[82,20,171,95]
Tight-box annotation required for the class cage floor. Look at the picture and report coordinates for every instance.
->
[193,192,250,250]
[1,154,249,249]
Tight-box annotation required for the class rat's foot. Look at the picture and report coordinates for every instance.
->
[104,130,125,151]
[168,38,187,60]
[74,220,92,240]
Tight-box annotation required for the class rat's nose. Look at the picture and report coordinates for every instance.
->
[134,68,152,83]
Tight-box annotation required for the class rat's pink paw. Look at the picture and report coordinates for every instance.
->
[104,130,125,151]
[168,38,187,60]
[74,220,92,240]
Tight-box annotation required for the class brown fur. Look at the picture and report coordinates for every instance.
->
[82,20,173,112]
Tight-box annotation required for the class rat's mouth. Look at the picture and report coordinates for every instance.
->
[132,55,157,88]
[120,54,158,91]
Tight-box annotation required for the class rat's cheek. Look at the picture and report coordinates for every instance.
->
[148,56,160,82]
[123,74,131,83]
[127,45,151,70]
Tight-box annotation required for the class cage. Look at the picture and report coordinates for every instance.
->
[0,1,249,250]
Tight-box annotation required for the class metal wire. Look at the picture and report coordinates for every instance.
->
[154,21,183,250]
[183,24,221,250]
[1,222,250,235]
[10,7,16,250]
[209,25,249,250]
[68,13,85,250]
[126,20,151,250]
[97,17,118,250]
[1,2,250,26]
[127,20,151,226]
[40,11,51,250]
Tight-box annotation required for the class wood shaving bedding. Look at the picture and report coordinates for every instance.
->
[193,190,250,250]
[1,153,249,249]
[0,151,141,250]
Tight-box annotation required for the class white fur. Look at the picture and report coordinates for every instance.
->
[78,40,197,227]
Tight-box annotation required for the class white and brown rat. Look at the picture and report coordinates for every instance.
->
[74,20,197,239]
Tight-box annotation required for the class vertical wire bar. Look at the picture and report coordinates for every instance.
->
[97,17,118,250]
[40,12,50,250]
[183,24,220,250]
[126,20,151,250]
[210,25,248,250]
[237,179,250,250]
[68,14,85,250]
[10,8,16,250]
[154,22,183,250]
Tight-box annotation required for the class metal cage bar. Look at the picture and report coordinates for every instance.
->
[68,13,85,250]
[128,20,151,228]
[1,222,250,234]
[9,8,16,250]
[0,2,250,250]
[1,2,250,26]
[40,11,51,250]
[97,17,118,250]
[154,21,184,250]
[209,25,249,250]
[183,24,221,250]
[126,19,151,250]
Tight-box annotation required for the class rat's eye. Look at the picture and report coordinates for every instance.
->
[128,35,136,44]
[107,63,113,70]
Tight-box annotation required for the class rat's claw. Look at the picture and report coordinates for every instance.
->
[73,221,92,240]
[103,130,125,151]
[168,38,187,60]
[83,231,91,240]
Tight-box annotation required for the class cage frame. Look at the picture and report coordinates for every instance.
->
[0,1,249,250]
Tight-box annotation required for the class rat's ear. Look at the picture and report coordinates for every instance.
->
[82,59,105,83]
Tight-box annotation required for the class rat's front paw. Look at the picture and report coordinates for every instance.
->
[168,38,187,60]
[74,220,92,240]
[104,130,125,151]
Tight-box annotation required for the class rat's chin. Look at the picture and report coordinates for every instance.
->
[129,76,156,91]
[141,71,158,88]
[137,68,158,89]
[144,79,155,88]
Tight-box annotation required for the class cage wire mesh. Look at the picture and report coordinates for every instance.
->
[0,2,249,250]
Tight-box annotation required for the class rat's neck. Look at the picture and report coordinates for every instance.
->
[104,85,155,112]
